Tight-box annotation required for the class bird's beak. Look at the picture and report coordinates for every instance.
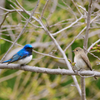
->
[72,50,74,52]
[32,47,34,49]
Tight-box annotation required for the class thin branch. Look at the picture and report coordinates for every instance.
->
[49,18,74,28]
[81,77,86,100]
[88,39,100,52]
[89,52,100,60]
[47,0,58,20]
[83,0,92,53]
[0,37,21,46]
[33,49,64,60]
[11,3,41,28]
[71,0,82,16]
[0,12,9,28]
[40,0,49,19]
[64,26,86,52]
[52,16,83,36]
[77,5,88,13]
[0,7,23,28]
[62,0,77,19]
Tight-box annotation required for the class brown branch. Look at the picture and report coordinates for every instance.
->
[0,12,9,28]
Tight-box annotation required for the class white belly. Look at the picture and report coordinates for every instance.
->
[74,56,86,70]
[18,55,32,64]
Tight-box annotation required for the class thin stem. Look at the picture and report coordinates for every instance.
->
[81,77,86,100]
[83,0,92,53]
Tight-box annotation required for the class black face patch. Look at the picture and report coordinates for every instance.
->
[25,47,33,54]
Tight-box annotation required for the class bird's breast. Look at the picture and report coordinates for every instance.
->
[74,56,87,70]
[18,55,32,64]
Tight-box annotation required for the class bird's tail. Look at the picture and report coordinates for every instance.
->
[2,59,11,63]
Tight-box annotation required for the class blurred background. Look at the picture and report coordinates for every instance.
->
[0,0,100,100]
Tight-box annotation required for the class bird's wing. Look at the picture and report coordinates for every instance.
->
[8,51,28,63]
[81,54,92,71]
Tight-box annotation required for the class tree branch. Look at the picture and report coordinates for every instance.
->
[0,64,99,77]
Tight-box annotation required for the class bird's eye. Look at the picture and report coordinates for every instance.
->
[76,50,78,51]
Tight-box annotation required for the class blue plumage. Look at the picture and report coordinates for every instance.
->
[2,44,33,64]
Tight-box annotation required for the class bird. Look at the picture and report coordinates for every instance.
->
[72,47,97,80]
[2,44,33,65]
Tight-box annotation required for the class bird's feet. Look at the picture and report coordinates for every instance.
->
[20,64,26,66]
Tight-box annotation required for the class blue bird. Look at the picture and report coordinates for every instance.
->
[2,44,33,65]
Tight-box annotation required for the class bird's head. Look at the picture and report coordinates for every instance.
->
[72,47,84,55]
[23,44,33,52]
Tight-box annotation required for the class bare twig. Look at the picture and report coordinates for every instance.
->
[71,0,82,16]
[77,5,87,13]
[0,37,21,46]
[64,26,86,52]
[62,0,77,19]
[33,49,64,60]
[40,0,49,18]
[47,0,58,20]
[0,12,9,28]
[81,77,86,100]
[89,52,100,60]
[11,4,41,28]
[83,0,92,53]
[88,39,100,52]
[52,16,83,36]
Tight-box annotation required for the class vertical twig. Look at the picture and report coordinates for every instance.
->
[40,0,49,19]
[83,0,92,53]
[82,0,92,99]
[81,76,86,100]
